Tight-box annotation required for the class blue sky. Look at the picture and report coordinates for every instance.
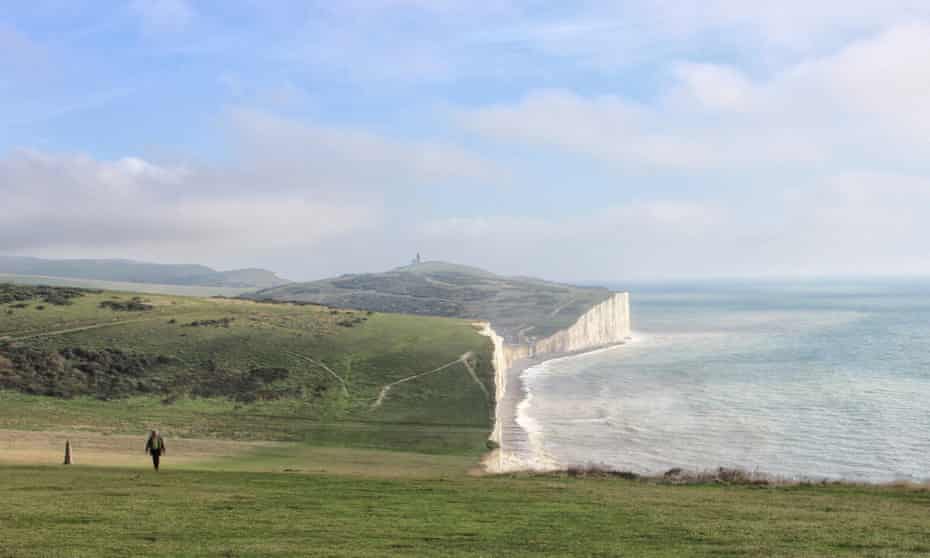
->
[4,1,930,281]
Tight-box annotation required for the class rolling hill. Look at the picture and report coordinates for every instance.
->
[247,261,614,343]
[0,283,494,454]
[0,256,290,289]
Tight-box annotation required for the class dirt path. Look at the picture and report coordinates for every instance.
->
[285,351,350,396]
[0,429,281,468]
[461,355,490,399]
[370,352,473,410]
[548,297,576,317]
[1,318,155,342]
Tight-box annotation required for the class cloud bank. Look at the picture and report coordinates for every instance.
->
[5,2,930,280]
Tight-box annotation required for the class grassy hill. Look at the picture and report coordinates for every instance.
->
[249,261,613,343]
[0,256,290,289]
[0,283,495,455]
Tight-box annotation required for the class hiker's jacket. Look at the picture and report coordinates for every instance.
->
[145,436,166,455]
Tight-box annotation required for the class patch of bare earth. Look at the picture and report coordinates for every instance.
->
[0,429,281,468]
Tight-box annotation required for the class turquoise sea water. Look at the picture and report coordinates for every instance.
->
[519,280,930,482]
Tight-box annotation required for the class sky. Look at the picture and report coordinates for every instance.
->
[4,1,930,282]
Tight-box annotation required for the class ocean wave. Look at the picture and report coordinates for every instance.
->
[504,285,930,482]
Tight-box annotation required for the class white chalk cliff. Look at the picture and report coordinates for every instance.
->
[479,292,632,469]
[533,292,631,355]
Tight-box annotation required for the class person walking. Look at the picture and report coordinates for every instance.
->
[145,430,166,471]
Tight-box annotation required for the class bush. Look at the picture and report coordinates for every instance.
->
[563,464,640,480]
[99,299,153,312]
[336,315,367,328]
[0,346,172,399]
[185,317,234,328]
[0,283,94,306]
[188,363,292,402]
[0,345,299,404]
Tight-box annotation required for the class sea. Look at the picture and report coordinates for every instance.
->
[515,279,930,483]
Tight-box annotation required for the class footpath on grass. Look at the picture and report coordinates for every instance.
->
[0,428,478,478]
[371,352,479,410]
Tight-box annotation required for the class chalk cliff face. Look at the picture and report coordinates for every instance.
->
[532,293,631,356]
[477,323,531,446]
[478,292,632,453]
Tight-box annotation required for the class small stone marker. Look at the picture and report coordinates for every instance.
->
[64,440,73,465]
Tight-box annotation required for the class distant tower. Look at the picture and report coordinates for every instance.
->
[416,252,422,264]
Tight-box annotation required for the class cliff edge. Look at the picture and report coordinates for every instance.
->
[245,261,632,470]
[479,292,631,469]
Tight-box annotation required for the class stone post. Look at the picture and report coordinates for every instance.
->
[64,440,73,465]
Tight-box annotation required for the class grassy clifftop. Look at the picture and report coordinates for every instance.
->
[0,283,494,455]
[5,464,930,557]
[248,261,613,343]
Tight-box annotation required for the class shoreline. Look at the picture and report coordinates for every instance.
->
[485,340,630,473]
[487,339,930,485]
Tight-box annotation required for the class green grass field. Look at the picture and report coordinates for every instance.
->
[3,464,930,557]
[0,284,495,455]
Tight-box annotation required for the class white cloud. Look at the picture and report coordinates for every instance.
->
[460,23,930,171]
[0,107,500,273]
[130,0,194,34]
[0,24,46,71]
[417,170,930,280]
[670,63,754,112]
[461,89,823,170]
[653,0,930,49]
[0,149,376,265]
[229,108,502,191]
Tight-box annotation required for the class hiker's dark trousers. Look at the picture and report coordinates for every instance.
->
[151,451,160,471]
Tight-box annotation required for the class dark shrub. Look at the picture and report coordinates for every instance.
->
[0,346,173,399]
[99,300,153,312]
[185,317,234,327]
[0,284,94,305]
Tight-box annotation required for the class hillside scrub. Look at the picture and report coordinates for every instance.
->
[99,297,153,311]
[0,283,96,306]
[0,345,298,402]
[189,364,298,403]
[185,317,234,327]
[0,345,172,399]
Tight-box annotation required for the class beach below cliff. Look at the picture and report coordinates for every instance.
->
[485,342,629,473]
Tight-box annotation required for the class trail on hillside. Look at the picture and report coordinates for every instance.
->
[285,351,350,396]
[2,318,156,342]
[548,297,576,318]
[370,352,473,410]
[460,354,490,399]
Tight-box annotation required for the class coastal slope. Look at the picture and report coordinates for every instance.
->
[481,292,631,470]
[248,261,616,344]
[249,261,633,469]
